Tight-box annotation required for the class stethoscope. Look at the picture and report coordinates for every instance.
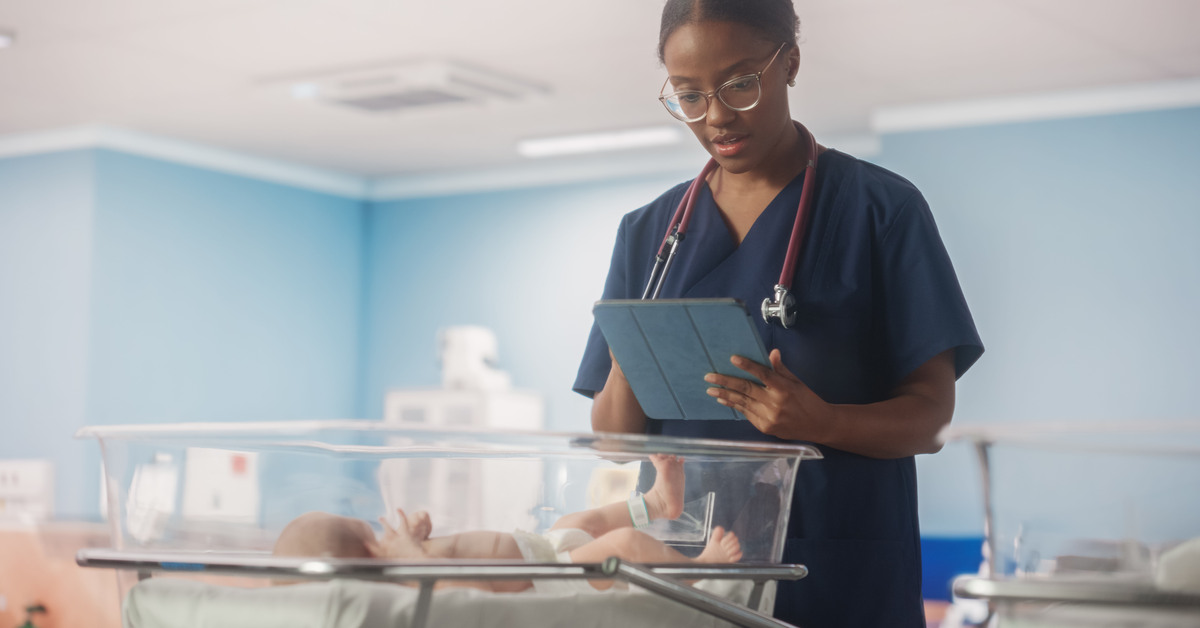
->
[640,122,819,329]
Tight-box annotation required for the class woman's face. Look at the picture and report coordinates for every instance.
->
[661,21,797,176]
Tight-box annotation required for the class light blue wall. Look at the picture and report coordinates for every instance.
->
[88,150,365,426]
[0,150,96,515]
[360,173,691,425]
[875,107,1200,534]
[0,149,366,517]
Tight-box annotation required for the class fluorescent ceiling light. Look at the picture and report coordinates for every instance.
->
[518,126,683,158]
[0,30,15,49]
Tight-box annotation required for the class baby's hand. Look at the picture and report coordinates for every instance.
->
[377,508,431,559]
[408,510,432,541]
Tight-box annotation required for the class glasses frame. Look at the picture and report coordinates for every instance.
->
[658,43,789,123]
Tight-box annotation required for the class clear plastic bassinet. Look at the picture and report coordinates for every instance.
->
[74,420,821,628]
[944,422,1200,625]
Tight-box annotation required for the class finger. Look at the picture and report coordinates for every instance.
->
[704,372,759,396]
[730,355,773,383]
[767,349,798,380]
[706,385,769,426]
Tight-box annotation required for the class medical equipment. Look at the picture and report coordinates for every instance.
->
[640,122,819,330]
[74,421,822,628]
[942,422,1200,626]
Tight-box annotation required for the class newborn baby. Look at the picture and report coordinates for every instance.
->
[273,455,742,592]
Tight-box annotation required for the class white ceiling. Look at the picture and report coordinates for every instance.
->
[1,0,1199,183]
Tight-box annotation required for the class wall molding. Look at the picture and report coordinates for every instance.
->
[872,77,1200,134]
[0,125,369,199]
[3,78,1197,200]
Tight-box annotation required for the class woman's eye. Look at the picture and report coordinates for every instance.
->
[678,93,704,104]
[726,78,755,91]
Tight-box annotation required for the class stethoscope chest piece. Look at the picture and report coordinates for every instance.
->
[762,284,797,328]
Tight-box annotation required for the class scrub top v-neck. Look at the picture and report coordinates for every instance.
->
[575,149,983,627]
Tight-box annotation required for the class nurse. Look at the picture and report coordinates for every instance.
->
[573,0,984,626]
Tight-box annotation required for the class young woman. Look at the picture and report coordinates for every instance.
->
[574,0,984,625]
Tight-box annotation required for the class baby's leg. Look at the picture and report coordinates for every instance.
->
[567,526,742,590]
[551,454,685,538]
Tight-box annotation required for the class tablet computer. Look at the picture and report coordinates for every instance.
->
[592,298,770,421]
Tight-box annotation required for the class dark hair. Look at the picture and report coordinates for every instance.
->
[658,0,800,63]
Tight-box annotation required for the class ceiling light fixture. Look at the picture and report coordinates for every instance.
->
[517,126,684,158]
[0,30,16,49]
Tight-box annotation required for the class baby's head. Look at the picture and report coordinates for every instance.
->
[273,511,380,559]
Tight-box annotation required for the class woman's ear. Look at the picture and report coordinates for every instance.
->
[787,46,801,87]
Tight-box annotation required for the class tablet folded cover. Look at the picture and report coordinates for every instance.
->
[593,299,770,421]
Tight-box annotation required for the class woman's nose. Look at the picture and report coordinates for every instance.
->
[705,94,736,126]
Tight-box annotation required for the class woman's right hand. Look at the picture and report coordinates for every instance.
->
[590,350,648,434]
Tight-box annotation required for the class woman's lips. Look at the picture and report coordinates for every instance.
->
[712,134,748,157]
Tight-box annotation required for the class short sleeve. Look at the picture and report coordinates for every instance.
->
[876,191,983,384]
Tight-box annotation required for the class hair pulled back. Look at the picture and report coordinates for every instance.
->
[658,0,800,63]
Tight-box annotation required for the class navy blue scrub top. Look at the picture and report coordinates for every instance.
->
[574,149,983,627]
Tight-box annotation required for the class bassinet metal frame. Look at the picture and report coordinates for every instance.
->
[78,549,808,628]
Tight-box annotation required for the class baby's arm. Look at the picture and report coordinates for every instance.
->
[377,509,522,561]
[422,531,523,561]
[376,509,528,593]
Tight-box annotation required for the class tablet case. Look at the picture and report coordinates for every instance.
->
[593,298,770,421]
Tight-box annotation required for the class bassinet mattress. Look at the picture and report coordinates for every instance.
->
[123,577,771,628]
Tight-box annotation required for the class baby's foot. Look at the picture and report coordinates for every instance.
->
[644,454,685,521]
[696,527,743,564]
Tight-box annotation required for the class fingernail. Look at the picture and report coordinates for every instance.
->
[703,373,717,383]
[706,387,719,397]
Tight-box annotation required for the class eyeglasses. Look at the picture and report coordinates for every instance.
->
[658,43,788,123]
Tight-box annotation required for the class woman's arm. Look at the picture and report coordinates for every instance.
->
[590,351,649,434]
[704,349,957,459]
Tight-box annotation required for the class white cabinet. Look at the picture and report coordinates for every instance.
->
[380,389,545,534]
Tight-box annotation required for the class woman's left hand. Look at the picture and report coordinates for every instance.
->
[704,349,828,441]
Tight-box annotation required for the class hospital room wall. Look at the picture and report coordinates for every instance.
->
[873,105,1200,535]
[0,149,366,517]
[0,150,96,516]
[359,173,692,430]
[362,104,1200,537]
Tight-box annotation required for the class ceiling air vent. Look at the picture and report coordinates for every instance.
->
[283,59,547,113]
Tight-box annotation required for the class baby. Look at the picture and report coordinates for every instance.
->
[273,455,742,592]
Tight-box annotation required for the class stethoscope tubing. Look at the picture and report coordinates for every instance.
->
[642,122,820,327]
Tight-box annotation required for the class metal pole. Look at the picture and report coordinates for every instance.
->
[411,580,435,628]
[603,558,799,628]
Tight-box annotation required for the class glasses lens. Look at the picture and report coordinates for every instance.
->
[664,92,708,122]
[717,75,761,110]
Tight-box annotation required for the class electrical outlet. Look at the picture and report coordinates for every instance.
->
[0,459,54,521]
